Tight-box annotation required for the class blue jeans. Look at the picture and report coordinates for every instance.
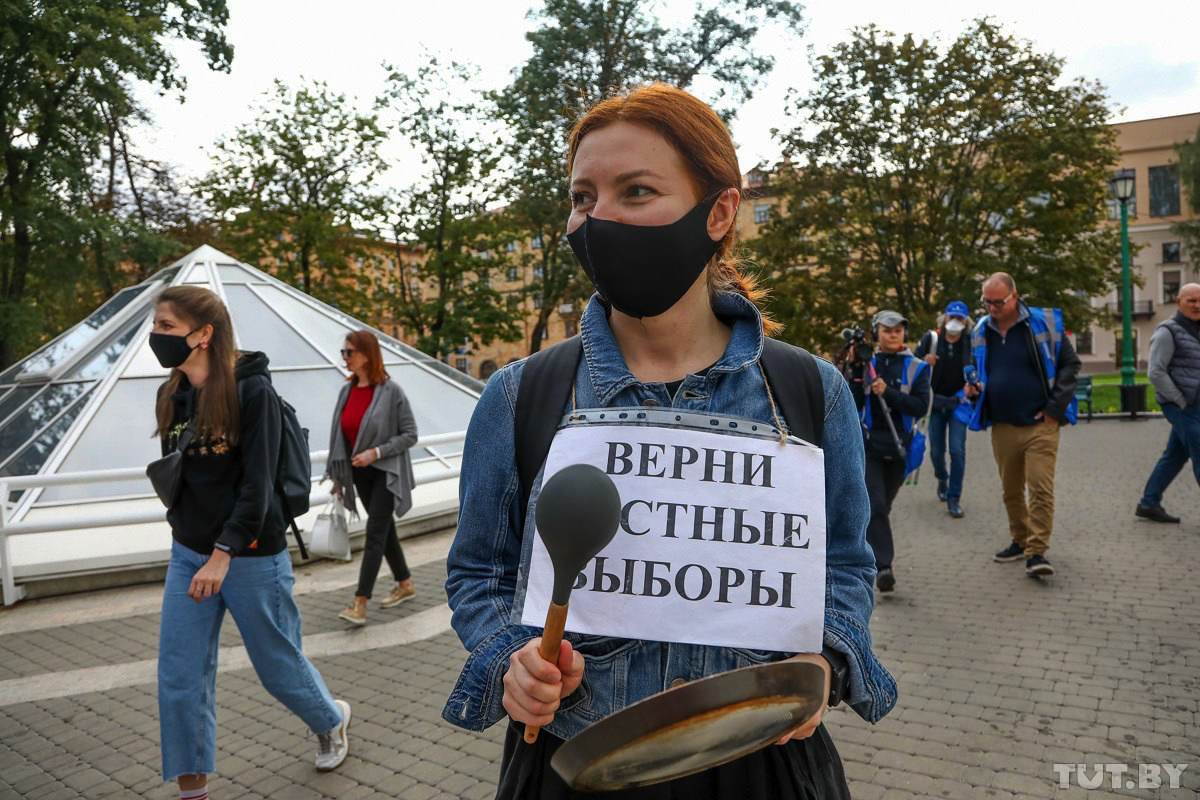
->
[1140,403,1200,507]
[928,407,968,500]
[158,540,341,781]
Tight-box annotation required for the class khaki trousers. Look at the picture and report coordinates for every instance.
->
[990,422,1061,556]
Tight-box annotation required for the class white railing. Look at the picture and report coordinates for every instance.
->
[0,431,467,606]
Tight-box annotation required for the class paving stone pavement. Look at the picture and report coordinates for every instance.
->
[0,418,1196,799]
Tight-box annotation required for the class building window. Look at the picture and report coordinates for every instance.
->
[1163,242,1181,264]
[454,356,469,373]
[479,360,498,381]
[533,293,543,309]
[542,327,550,339]
[1074,328,1093,355]
[1149,165,1181,217]
[564,319,577,337]
[753,204,770,224]
[506,241,517,253]
[531,234,543,250]
[477,273,490,289]
[507,266,519,281]
[1163,270,1182,304]
[1106,168,1136,220]
[533,265,544,279]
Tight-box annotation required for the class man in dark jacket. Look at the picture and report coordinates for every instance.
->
[849,310,931,593]
[1136,282,1200,523]
[966,273,1081,578]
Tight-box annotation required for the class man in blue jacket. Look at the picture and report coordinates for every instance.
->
[966,273,1080,578]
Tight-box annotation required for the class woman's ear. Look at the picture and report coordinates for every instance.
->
[706,188,741,242]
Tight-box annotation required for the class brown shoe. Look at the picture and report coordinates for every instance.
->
[337,602,366,626]
[380,581,416,608]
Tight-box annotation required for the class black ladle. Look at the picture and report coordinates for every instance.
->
[525,463,621,744]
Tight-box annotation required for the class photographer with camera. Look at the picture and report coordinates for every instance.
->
[847,310,931,593]
[913,301,975,519]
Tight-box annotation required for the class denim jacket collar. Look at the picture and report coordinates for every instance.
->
[578,291,766,405]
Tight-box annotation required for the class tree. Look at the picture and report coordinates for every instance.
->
[199,80,387,315]
[754,19,1122,352]
[1174,127,1200,264]
[375,60,523,361]
[0,0,232,367]
[495,0,804,353]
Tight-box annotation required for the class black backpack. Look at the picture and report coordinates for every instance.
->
[275,393,312,559]
[239,379,312,559]
[514,336,826,512]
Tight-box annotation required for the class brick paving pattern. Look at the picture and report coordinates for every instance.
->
[0,418,1196,798]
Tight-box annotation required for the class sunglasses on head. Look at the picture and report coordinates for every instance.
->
[340,348,355,358]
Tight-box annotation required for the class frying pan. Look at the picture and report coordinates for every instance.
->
[551,659,826,792]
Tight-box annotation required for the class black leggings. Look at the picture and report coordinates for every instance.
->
[351,466,410,598]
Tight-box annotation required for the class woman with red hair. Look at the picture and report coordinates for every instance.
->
[444,85,895,798]
[326,329,419,625]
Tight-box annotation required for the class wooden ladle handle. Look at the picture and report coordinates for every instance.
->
[524,602,569,744]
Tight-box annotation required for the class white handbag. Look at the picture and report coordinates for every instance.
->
[308,500,351,561]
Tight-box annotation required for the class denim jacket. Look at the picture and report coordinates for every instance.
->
[443,292,898,739]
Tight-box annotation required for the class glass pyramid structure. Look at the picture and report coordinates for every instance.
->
[1,245,482,593]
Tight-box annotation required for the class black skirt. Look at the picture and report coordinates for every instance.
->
[495,721,851,800]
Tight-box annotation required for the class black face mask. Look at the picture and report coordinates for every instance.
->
[149,330,198,369]
[567,192,724,319]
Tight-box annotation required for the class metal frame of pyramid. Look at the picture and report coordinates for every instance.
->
[0,245,482,604]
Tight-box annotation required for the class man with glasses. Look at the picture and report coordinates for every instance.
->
[965,273,1080,578]
[1136,282,1200,524]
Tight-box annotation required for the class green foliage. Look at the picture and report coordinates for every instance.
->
[198,80,387,317]
[0,0,231,367]
[495,0,803,352]
[376,59,523,360]
[1173,126,1200,264]
[754,19,1122,354]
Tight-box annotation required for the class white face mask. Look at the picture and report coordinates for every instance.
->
[945,319,966,334]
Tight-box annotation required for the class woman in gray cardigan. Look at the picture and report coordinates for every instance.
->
[327,330,419,626]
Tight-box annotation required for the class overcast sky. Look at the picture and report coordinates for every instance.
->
[135,0,1200,193]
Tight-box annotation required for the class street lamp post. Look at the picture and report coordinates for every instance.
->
[1109,174,1136,389]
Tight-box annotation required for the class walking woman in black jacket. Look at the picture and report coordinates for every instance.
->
[151,286,351,800]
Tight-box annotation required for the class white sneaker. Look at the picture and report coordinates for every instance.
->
[315,699,351,771]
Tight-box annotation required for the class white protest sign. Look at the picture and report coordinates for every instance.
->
[520,418,826,653]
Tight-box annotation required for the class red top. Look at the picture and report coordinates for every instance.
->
[340,384,375,449]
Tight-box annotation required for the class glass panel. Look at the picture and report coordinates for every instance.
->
[223,285,326,366]
[217,264,255,283]
[0,384,95,477]
[0,385,41,426]
[1,284,149,382]
[1149,165,1181,217]
[250,283,358,360]
[180,263,210,283]
[63,320,141,381]
[385,363,478,437]
[38,377,165,501]
[0,382,95,461]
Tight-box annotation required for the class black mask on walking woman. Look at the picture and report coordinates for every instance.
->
[149,330,199,369]
[567,192,725,318]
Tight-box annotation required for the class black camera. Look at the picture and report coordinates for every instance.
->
[840,326,874,364]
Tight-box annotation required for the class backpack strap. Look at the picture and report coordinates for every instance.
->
[515,337,584,513]
[759,337,825,446]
